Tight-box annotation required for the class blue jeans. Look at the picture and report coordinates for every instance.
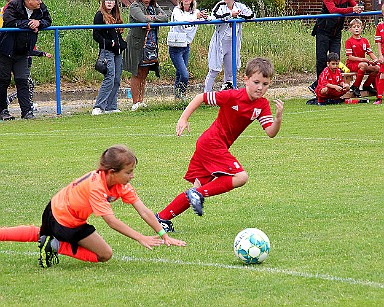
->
[94,50,122,111]
[169,45,190,93]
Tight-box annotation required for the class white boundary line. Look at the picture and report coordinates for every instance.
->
[118,255,384,289]
[1,250,383,289]
[0,130,381,144]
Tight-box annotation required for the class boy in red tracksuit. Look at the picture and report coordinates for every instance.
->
[345,18,379,98]
[315,52,350,105]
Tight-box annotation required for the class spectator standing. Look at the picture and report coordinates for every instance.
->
[309,0,363,95]
[204,0,254,92]
[315,52,350,105]
[122,0,168,111]
[0,0,52,120]
[92,0,127,116]
[168,0,208,99]
[345,18,378,98]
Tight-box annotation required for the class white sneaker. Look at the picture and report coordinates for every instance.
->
[131,103,140,111]
[105,109,122,114]
[91,108,104,115]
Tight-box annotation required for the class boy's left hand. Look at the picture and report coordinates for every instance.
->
[273,99,284,119]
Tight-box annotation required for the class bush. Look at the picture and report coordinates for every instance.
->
[198,0,286,16]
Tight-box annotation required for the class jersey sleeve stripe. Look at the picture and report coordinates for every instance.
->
[206,92,217,106]
[258,115,274,126]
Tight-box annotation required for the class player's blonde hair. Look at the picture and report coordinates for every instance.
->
[245,57,274,79]
[98,145,137,172]
[349,18,363,27]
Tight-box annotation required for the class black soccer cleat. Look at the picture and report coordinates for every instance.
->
[155,213,175,233]
[221,81,234,91]
[38,235,59,268]
[185,188,204,216]
[350,85,362,98]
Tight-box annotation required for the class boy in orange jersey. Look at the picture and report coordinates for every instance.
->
[315,52,350,105]
[345,18,379,98]
[0,145,186,268]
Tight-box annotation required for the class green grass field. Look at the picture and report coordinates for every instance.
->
[0,100,383,306]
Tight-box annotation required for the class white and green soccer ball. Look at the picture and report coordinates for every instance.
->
[234,228,270,264]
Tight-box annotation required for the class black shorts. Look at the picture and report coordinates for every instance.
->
[40,202,96,254]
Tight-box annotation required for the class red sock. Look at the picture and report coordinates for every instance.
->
[0,225,40,242]
[363,74,376,88]
[196,176,233,197]
[159,193,190,220]
[58,242,98,262]
[159,176,234,220]
[377,77,384,99]
[353,69,365,88]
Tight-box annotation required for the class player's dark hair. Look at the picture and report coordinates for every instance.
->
[98,145,137,172]
[327,52,340,62]
[245,57,274,79]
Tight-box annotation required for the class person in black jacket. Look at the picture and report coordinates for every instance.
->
[91,0,127,115]
[0,0,51,120]
[308,0,363,94]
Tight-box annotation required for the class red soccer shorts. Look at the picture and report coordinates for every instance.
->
[184,142,244,185]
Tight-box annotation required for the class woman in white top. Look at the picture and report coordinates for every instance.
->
[168,0,207,99]
[204,0,254,92]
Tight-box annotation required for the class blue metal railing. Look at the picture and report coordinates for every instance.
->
[0,10,380,114]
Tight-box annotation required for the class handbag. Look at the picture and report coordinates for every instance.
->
[167,31,187,47]
[141,24,158,65]
[95,39,108,75]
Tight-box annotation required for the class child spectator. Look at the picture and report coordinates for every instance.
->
[204,0,254,92]
[345,18,379,98]
[0,145,186,268]
[155,57,284,232]
[374,5,384,105]
[315,52,350,106]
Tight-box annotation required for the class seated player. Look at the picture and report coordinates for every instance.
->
[345,18,379,97]
[315,52,350,106]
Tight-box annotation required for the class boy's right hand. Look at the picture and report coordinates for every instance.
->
[176,118,190,137]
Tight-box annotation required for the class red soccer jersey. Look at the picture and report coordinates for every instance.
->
[51,170,139,228]
[375,22,384,44]
[202,88,273,149]
[316,67,344,91]
[345,36,373,66]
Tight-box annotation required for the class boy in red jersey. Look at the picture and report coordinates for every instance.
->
[374,5,384,105]
[0,145,186,268]
[345,18,379,98]
[155,57,284,232]
[315,52,350,106]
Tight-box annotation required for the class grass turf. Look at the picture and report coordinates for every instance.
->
[0,99,383,306]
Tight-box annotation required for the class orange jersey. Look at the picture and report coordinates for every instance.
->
[51,170,139,228]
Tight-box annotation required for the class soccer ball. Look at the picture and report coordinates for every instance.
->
[234,228,270,264]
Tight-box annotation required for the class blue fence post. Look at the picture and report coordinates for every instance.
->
[54,28,61,115]
[231,19,237,88]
